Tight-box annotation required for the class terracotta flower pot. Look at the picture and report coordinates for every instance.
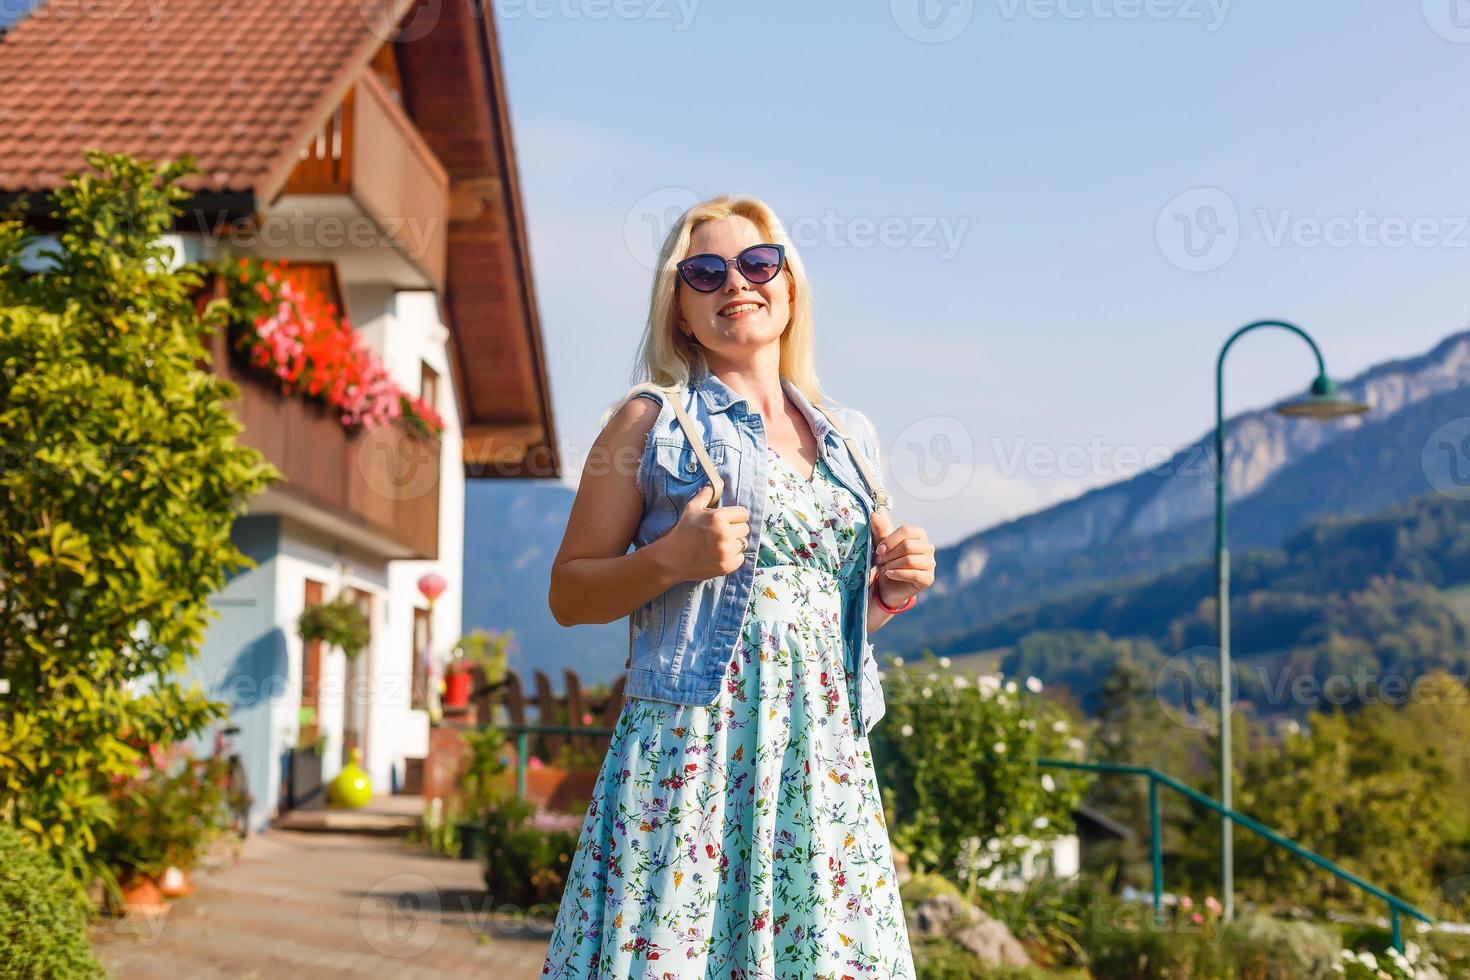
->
[158,865,194,898]
[119,876,169,915]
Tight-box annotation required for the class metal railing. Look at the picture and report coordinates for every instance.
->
[490,729,1432,953]
[1037,758,1433,952]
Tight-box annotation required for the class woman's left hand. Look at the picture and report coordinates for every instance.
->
[870,509,936,609]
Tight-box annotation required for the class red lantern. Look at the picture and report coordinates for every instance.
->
[417,573,447,606]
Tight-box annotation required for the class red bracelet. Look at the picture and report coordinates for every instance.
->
[871,579,916,614]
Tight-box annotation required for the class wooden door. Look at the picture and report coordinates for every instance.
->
[301,579,325,741]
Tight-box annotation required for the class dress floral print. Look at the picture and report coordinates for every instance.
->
[541,448,916,979]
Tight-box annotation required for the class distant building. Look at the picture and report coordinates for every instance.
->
[978,805,1135,892]
[0,0,557,828]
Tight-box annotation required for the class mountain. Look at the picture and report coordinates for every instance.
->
[943,490,1470,718]
[462,481,624,685]
[879,330,1470,655]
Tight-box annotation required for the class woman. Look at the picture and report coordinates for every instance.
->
[541,195,936,978]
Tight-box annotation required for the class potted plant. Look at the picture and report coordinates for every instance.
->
[455,630,512,686]
[441,630,512,712]
[286,708,328,811]
[98,744,233,915]
[297,595,370,661]
[442,657,474,709]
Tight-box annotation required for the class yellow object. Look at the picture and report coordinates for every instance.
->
[330,748,373,808]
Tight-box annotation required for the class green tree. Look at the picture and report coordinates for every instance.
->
[0,152,279,895]
[1223,707,1447,914]
[1086,654,1194,892]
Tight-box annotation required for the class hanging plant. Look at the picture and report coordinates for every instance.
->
[298,597,371,660]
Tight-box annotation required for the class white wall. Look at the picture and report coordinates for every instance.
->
[348,286,467,792]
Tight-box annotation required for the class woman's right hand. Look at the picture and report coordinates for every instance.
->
[658,485,750,582]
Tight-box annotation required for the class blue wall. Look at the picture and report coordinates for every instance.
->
[190,515,284,831]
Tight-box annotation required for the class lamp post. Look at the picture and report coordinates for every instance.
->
[1213,320,1369,922]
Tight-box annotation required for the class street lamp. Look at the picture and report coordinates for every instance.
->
[1214,320,1369,922]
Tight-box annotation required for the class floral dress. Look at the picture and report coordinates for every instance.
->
[540,447,916,979]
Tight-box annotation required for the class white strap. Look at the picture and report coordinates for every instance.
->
[626,383,724,505]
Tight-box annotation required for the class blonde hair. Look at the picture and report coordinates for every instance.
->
[629,194,821,404]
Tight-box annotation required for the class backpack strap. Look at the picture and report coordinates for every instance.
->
[626,383,724,506]
[810,403,890,511]
[622,382,722,669]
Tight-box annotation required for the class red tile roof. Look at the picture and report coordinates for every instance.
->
[0,0,413,197]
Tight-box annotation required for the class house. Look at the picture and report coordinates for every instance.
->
[0,0,557,828]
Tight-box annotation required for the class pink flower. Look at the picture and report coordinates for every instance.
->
[1191,912,1203,925]
[1205,896,1222,915]
[1180,895,1193,910]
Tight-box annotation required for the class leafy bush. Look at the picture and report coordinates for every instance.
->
[458,726,509,818]
[871,652,1090,879]
[1221,913,1342,979]
[94,743,235,889]
[1077,893,1236,979]
[481,794,580,907]
[0,152,278,895]
[1336,922,1466,980]
[0,825,104,979]
[972,875,1089,970]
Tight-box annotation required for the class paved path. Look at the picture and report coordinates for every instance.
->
[92,830,552,979]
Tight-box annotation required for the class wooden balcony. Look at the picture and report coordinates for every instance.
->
[281,70,449,292]
[208,326,441,560]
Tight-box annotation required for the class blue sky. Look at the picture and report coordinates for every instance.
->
[494,0,1470,544]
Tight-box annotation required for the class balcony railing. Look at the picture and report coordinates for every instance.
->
[282,71,449,292]
[207,323,441,560]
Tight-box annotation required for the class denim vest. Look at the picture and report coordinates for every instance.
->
[622,367,890,737]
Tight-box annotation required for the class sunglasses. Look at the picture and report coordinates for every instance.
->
[675,243,786,293]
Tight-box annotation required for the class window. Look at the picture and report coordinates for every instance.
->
[419,361,439,411]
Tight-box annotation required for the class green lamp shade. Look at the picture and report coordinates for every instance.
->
[1275,375,1370,419]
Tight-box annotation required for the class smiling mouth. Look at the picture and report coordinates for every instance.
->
[718,302,764,318]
